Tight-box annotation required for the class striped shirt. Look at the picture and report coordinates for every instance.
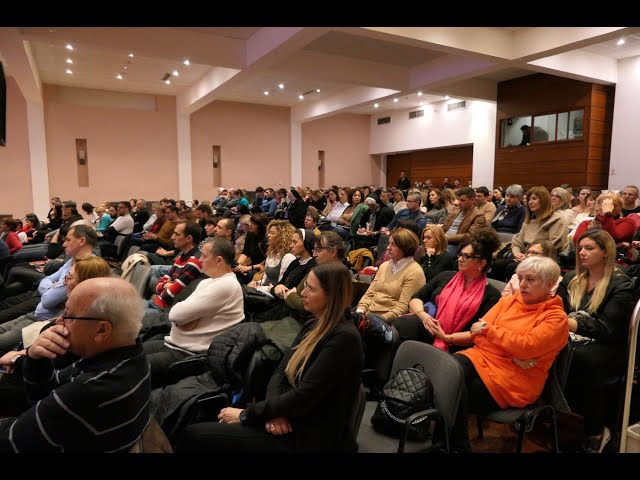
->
[0,340,151,453]
[153,246,202,309]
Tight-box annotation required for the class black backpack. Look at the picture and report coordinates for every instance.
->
[370,365,434,440]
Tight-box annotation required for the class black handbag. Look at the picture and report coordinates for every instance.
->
[371,364,434,440]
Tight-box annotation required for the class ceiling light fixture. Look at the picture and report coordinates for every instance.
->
[445,95,450,100]
[183,59,190,66]
[66,58,73,64]
[417,91,423,96]
[172,70,179,77]
[65,44,73,51]
[393,98,399,103]
[65,69,73,75]
[128,53,134,58]
[298,95,304,100]
[165,79,171,85]
[278,83,285,89]
[316,89,321,93]
[264,91,269,96]
[116,74,123,80]
[617,38,626,46]
[374,103,379,108]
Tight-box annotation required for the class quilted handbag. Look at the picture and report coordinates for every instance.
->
[370,364,434,440]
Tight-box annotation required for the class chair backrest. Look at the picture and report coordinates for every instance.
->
[487,278,507,292]
[496,232,515,244]
[389,341,464,431]
[620,297,640,452]
[349,383,367,450]
[114,234,129,257]
[129,263,151,297]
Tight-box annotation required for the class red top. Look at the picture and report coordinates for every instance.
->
[573,213,636,245]
[3,232,23,254]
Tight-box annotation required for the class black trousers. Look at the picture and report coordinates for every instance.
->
[0,292,40,324]
[393,314,435,344]
[175,422,295,453]
[143,339,197,389]
[565,342,626,437]
[449,354,501,452]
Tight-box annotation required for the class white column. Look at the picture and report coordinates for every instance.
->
[609,56,640,190]
[26,101,50,220]
[380,154,387,188]
[290,119,302,186]
[469,100,497,189]
[176,112,193,201]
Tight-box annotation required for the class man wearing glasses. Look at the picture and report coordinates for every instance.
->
[0,224,96,352]
[0,277,150,452]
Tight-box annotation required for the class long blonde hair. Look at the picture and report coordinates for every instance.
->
[285,263,352,385]
[568,229,617,314]
[265,220,296,259]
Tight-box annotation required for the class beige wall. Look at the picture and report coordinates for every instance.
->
[0,76,33,218]
[302,113,373,188]
[43,85,179,206]
[190,100,291,200]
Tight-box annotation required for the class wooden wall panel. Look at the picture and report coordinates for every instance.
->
[495,74,614,192]
[387,145,473,189]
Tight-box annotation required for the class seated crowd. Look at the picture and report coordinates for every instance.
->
[0,180,638,453]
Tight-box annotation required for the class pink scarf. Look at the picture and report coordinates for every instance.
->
[433,272,486,351]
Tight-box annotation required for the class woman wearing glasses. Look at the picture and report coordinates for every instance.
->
[394,229,501,352]
[176,263,364,453]
[501,240,562,298]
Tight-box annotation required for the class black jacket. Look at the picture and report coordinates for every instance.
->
[412,270,501,333]
[417,253,456,281]
[244,317,364,452]
[557,270,634,346]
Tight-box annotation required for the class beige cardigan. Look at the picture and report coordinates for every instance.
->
[511,211,569,255]
[357,259,425,321]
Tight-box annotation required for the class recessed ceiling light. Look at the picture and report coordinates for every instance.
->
[393,98,399,103]
[417,91,423,96]
[278,83,284,89]
[172,70,179,77]
[129,53,134,58]
[65,44,73,51]
[445,95,450,100]
[264,91,269,96]
[123,66,128,69]
[374,103,379,108]
[66,58,73,64]
[183,59,190,66]
[65,69,73,75]
[298,94,304,100]
[165,79,171,85]
[419,101,424,106]
[617,38,626,46]
[316,89,321,93]
[116,74,123,80]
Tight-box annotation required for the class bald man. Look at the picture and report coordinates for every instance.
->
[0,278,150,453]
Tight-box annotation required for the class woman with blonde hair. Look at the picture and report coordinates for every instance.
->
[248,220,296,289]
[550,186,575,224]
[417,225,454,280]
[558,229,634,453]
[176,262,364,452]
[392,189,407,213]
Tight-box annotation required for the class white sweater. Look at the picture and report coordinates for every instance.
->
[166,272,244,353]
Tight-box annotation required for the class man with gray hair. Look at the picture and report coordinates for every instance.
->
[491,184,526,234]
[0,278,150,452]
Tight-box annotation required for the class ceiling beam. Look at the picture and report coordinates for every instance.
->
[19,27,247,70]
[0,27,42,103]
[527,50,618,84]
[291,86,399,122]
[178,27,332,114]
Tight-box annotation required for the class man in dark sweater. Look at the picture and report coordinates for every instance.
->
[0,277,150,453]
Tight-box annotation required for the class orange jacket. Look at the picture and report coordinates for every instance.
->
[460,293,568,408]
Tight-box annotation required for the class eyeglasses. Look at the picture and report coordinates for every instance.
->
[458,252,481,261]
[63,273,75,284]
[61,312,109,322]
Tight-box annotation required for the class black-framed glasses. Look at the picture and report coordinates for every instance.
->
[63,272,75,285]
[458,252,481,261]
[61,312,109,322]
